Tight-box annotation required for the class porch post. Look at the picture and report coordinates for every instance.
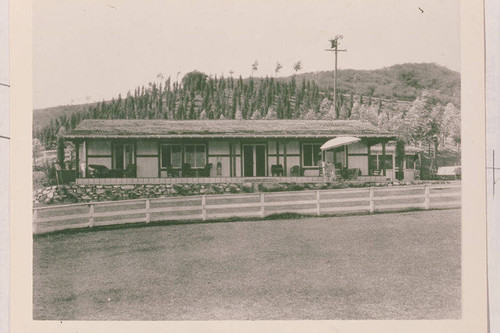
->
[74,141,80,179]
[392,153,396,180]
[283,140,287,176]
[382,141,386,176]
[229,142,233,177]
[345,145,349,168]
[277,141,281,169]
[367,141,371,176]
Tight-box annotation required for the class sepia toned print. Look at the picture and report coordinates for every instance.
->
[32,0,462,320]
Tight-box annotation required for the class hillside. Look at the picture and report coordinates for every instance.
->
[279,63,460,106]
[33,63,461,150]
[33,102,98,132]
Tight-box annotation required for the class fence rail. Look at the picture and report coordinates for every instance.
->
[33,184,461,234]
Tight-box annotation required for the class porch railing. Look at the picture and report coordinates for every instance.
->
[75,175,389,185]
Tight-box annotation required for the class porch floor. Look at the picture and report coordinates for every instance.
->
[75,175,388,185]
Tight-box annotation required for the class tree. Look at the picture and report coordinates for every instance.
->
[251,60,259,77]
[181,71,208,90]
[56,135,65,169]
[319,98,333,117]
[275,62,283,78]
[322,104,337,120]
[395,139,405,180]
[350,101,361,119]
[403,92,444,170]
[32,138,44,167]
[251,109,262,120]
[304,108,317,120]
[442,102,461,147]
[265,106,277,119]
[293,61,302,75]
[235,107,243,120]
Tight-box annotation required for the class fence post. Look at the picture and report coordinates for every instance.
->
[89,203,94,228]
[424,185,430,209]
[201,195,206,221]
[316,190,321,216]
[145,199,150,223]
[260,192,265,218]
[369,187,374,213]
[33,208,38,234]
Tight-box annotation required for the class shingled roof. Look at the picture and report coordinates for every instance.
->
[64,119,395,139]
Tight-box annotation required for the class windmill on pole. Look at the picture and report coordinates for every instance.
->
[325,35,347,118]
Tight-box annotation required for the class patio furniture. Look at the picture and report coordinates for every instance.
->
[182,163,195,177]
[88,164,111,178]
[340,168,361,180]
[109,169,124,178]
[125,163,137,178]
[271,164,284,176]
[324,163,338,181]
[290,165,302,177]
[166,164,180,177]
[199,163,213,177]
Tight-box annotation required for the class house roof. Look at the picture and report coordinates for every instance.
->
[64,119,396,139]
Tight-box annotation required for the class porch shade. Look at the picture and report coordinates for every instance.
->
[320,136,360,150]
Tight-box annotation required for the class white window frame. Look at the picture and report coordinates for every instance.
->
[184,144,206,168]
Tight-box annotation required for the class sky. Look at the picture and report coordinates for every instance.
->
[33,0,460,109]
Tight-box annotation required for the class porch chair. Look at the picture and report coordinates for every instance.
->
[88,164,111,178]
[271,164,284,177]
[182,163,195,177]
[125,163,137,178]
[290,165,302,177]
[199,163,213,177]
[166,163,179,178]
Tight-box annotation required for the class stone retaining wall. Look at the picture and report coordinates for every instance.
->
[33,180,441,206]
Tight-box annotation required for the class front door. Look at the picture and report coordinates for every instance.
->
[243,144,266,177]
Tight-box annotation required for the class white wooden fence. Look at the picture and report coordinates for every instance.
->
[33,184,461,234]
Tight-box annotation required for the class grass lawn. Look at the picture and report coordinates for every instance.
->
[33,209,461,320]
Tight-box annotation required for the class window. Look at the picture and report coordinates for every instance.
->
[161,145,182,168]
[185,144,206,168]
[113,144,134,170]
[302,144,322,167]
[369,155,378,174]
[381,154,393,170]
[369,154,393,173]
[405,156,415,169]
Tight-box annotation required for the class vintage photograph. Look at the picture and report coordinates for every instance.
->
[32,0,461,320]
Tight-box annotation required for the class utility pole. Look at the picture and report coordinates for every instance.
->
[326,35,347,118]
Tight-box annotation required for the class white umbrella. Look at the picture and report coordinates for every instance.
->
[320,136,360,150]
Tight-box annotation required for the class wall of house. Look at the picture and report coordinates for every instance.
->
[208,141,231,177]
[87,140,112,155]
[79,138,380,179]
[349,142,368,154]
[135,140,159,177]
[137,157,158,177]
[348,156,369,175]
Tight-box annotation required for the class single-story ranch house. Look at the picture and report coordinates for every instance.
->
[63,119,420,184]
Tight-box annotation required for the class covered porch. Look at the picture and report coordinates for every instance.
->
[65,119,397,185]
